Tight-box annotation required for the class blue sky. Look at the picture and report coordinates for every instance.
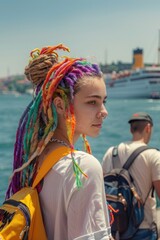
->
[1,0,160,77]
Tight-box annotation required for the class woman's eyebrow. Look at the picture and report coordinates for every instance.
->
[86,95,107,99]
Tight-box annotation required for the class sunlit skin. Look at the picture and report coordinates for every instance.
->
[52,76,108,147]
[73,77,108,141]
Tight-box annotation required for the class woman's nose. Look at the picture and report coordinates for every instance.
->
[97,106,108,119]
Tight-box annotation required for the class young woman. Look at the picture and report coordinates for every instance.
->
[6,44,111,239]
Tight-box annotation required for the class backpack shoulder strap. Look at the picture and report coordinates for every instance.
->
[112,145,121,168]
[123,146,156,170]
[112,145,158,170]
[32,146,73,188]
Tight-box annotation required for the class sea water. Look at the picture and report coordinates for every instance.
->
[0,94,160,206]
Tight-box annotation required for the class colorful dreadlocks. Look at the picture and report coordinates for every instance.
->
[6,44,103,198]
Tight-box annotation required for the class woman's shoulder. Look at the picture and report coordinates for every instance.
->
[74,150,100,163]
[74,150,103,173]
[54,150,101,171]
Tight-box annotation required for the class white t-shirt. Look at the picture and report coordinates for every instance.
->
[39,150,111,240]
[102,141,160,233]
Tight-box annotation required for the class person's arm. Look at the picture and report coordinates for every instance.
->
[153,180,160,199]
[151,150,160,199]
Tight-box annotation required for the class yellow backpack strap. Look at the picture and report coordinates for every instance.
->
[32,146,72,188]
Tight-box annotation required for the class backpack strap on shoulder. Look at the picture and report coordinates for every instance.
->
[112,145,158,170]
[123,146,156,170]
[112,145,121,168]
[32,146,73,188]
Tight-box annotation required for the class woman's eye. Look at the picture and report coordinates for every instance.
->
[88,100,96,105]
[103,99,107,105]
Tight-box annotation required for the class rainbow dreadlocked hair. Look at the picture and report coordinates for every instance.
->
[6,44,103,198]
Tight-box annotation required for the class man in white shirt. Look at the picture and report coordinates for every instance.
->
[102,112,160,239]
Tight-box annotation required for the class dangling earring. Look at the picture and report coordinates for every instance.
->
[81,134,92,154]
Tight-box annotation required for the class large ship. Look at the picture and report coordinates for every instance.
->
[106,48,160,99]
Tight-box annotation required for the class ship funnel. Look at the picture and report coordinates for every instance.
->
[132,48,144,69]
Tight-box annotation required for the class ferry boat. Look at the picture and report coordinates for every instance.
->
[106,48,160,99]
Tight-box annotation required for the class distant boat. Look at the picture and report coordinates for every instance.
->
[106,65,160,99]
[106,36,160,99]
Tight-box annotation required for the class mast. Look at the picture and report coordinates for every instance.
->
[158,29,160,66]
[104,49,108,65]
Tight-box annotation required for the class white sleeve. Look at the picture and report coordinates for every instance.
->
[74,230,111,240]
[102,147,113,176]
[66,154,111,240]
[149,150,160,181]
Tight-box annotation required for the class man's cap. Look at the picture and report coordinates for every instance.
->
[128,112,153,125]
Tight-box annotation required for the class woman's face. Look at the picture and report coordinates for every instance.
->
[73,76,108,140]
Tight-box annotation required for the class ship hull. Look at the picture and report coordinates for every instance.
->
[106,68,160,99]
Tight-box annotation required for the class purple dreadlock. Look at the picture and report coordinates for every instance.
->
[6,45,103,199]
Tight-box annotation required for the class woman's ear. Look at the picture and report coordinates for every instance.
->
[53,97,65,114]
